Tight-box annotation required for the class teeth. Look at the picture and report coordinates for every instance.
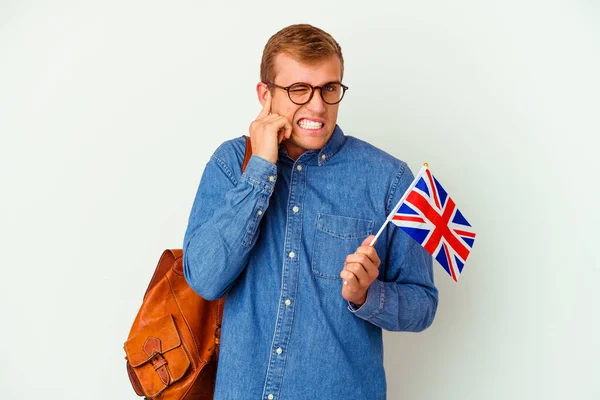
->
[298,119,323,130]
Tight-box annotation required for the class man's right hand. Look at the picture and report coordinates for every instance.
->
[249,90,293,165]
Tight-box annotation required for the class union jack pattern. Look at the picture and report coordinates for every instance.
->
[390,166,476,281]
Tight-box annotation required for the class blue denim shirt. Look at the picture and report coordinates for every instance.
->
[183,126,438,400]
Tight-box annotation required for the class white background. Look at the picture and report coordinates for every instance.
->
[1,1,599,399]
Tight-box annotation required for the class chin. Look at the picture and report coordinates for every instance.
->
[293,136,327,150]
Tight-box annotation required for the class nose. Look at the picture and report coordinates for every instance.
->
[305,88,326,113]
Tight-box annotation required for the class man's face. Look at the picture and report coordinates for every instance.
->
[258,53,343,160]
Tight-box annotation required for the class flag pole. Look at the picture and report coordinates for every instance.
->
[369,163,429,247]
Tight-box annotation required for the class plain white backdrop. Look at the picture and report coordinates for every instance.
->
[1,1,599,399]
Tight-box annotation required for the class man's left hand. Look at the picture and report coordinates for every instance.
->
[340,235,381,307]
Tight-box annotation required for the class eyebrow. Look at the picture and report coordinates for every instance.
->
[289,80,343,86]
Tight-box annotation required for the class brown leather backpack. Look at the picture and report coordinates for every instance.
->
[124,137,252,399]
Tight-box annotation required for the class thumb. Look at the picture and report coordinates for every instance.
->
[362,235,376,247]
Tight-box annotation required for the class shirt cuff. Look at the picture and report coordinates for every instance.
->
[347,279,385,320]
[241,155,277,193]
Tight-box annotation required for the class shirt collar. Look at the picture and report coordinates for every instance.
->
[317,125,345,166]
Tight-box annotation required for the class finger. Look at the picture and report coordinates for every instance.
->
[257,90,272,119]
[265,116,292,143]
[345,253,379,281]
[249,114,278,143]
[267,115,291,128]
[345,253,371,273]
[264,115,289,129]
[354,245,381,270]
[284,119,293,140]
[261,113,280,124]
[340,269,359,288]
[344,262,369,285]
[278,118,293,143]
[265,118,284,142]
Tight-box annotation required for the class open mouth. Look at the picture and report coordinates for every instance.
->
[297,118,324,131]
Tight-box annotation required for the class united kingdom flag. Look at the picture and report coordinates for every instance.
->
[390,165,476,281]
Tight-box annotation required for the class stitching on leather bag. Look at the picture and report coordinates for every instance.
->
[166,273,208,364]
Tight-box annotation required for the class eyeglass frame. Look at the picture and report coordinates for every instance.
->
[264,81,349,105]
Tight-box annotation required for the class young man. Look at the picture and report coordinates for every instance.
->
[183,24,438,400]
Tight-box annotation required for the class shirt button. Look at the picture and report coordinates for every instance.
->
[276,347,283,355]
[321,154,326,160]
[288,251,295,259]
[296,165,302,171]
[267,395,274,400]
[257,210,263,216]
[285,299,291,306]
[268,176,275,182]
[292,206,299,213]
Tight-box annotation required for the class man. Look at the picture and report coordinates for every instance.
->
[183,24,438,400]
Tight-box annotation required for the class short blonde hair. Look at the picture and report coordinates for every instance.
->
[260,24,344,84]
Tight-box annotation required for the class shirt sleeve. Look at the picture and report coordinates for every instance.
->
[347,162,439,332]
[183,145,277,300]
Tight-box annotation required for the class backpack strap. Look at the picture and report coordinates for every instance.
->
[144,250,182,298]
[242,136,252,172]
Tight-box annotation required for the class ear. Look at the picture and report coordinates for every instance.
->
[256,82,269,107]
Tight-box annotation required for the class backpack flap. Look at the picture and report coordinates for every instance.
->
[124,315,191,398]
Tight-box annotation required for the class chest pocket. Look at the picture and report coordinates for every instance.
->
[311,213,374,281]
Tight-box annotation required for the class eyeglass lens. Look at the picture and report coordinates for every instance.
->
[288,83,344,104]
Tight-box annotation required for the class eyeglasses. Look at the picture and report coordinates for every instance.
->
[265,81,349,105]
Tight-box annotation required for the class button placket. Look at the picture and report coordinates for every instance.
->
[262,157,308,399]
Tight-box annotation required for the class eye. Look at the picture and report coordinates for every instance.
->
[323,84,339,93]
[289,84,311,94]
